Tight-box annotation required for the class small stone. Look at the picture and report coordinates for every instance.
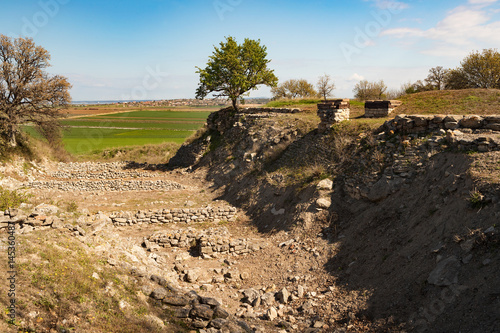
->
[317,179,333,191]
[462,254,473,264]
[483,259,492,266]
[277,288,290,304]
[297,285,305,298]
[267,307,278,321]
[315,198,331,209]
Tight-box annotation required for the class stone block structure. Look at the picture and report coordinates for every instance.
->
[365,100,402,118]
[317,99,350,133]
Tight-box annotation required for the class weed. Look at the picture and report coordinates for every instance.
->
[468,188,487,209]
[66,201,78,213]
[0,187,31,210]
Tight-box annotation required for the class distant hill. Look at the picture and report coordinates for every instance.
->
[395,88,500,115]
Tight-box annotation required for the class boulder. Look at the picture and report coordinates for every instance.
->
[317,179,333,191]
[427,256,460,286]
[190,304,214,320]
[460,115,483,129]
[316,198,331,209]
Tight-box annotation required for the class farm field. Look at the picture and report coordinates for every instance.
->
[25,109,212,155]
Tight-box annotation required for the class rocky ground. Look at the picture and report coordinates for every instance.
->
[1,109,499,333]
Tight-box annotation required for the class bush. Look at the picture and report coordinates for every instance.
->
[0,187,31,210]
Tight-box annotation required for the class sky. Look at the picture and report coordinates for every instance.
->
[1,0,500,101]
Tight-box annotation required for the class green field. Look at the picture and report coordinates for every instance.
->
[24,110,211,155]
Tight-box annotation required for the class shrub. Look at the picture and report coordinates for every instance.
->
[0,187,31,210]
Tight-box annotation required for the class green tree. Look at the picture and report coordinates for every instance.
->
[444,68,470,90]
[459,49,500,88]
[353,80,387,100]
[271,79,317,99]
[0,35,71,147]
[195,36,278,111]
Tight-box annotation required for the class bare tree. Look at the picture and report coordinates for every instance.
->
[425,66,449,90]
[0,35,71,147]
[317,74,335,101]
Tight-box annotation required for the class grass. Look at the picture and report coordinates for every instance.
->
[0,231,186,333]
[24,126,195,155]
[61,120,205,131]
[21,109,211,156]
[80,110,211,120]
[396,88,500,115]
[265,98,321,107]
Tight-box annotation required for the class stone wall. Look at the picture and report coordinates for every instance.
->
[378,114,500,152]
[379,114,500,134]
[317,99,350,133]
[26,179,184,192]
[365,100,402,118]
[110,206,237,226]
[147,226,265,258]
[207,106,301,134]
[239,107,301,114]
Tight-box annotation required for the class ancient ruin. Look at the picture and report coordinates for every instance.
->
[364,100,402,118]
[316,99,350,132]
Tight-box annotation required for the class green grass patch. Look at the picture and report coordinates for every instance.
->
[82,110,211,120]
[61,128,194,154]
[265,98,321,107]
[61,120,204,131]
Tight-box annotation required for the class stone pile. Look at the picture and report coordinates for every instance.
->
[317,99,350,133]
[25,179,184,192]
[146,275,255,331]
[111,207,237,226]
[0,205,65,231]
[379,114,500,133]
[147,226,265,257]
[364,100,401,118]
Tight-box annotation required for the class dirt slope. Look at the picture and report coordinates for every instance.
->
[170,107,500,332]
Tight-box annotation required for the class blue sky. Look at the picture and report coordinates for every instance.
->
[2,0,500,101]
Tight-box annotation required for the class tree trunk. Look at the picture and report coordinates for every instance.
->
[7,124,17,147]
[232,98,238,112]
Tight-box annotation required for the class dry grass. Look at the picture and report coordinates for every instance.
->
[0,230,186,333]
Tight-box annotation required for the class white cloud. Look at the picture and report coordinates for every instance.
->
[381,2,500,57]
[350,73,365,81]
[468,0,498,5]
